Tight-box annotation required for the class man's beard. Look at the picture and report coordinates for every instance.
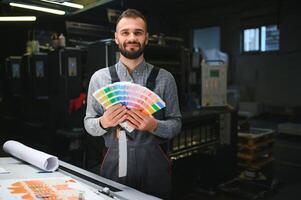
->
[118,42,146,59]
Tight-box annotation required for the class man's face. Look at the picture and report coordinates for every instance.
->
[115,17,148,59]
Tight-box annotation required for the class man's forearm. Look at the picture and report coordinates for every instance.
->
[84,117,107,136]
[152,118,182,139]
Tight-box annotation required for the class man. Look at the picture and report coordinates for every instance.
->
[84,9,182,199]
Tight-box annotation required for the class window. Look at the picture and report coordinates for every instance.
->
[244,28,259,51]
[242,25,279,52]
[261,25,280,51]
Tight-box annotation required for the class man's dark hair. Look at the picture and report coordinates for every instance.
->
[116,9,148,31]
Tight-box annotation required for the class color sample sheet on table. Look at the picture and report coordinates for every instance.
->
[0,177,104,200]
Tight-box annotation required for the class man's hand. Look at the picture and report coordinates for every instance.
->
[126,108,158,133]
[100,104,127,129]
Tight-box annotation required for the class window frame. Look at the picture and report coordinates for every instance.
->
[241,24,280,54]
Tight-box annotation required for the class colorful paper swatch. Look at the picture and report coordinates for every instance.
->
[93,82,165,115]
[0,177,105,200]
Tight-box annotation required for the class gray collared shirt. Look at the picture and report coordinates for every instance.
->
[84,60,182,147]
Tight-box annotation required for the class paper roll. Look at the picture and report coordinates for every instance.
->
[3,140,59,172]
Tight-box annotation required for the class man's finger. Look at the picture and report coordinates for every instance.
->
[127,109,144,121]
[106,103,123,114]
[126,114,141,127]
[113,108,127,121]
[110,105,127,118]
[131,108,147,116]
[117,115,128,125]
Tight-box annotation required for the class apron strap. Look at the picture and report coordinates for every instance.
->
[146,67,160,91]
[108,64,120,83]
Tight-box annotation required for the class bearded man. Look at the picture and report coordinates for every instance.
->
[84,9,182,199]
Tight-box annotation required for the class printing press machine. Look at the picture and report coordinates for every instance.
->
[170,107,238,197]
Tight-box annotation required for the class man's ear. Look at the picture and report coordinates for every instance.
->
[114,32,119,45]
[145,32,149,45]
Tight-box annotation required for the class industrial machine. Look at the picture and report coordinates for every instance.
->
[22,53,49,127]
[188,49,228,108]
[85,39,119,77]
[201,59,228,107]
[48,47,84,130]
[171,108,237,198]
[144,43,190,107]
[0,56,24,125]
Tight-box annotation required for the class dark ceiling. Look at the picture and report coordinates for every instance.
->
[0,0,118,16]
[0,0,239,18]
[0,0,245,33]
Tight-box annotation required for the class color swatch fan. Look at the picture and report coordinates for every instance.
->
[93,82,166,132]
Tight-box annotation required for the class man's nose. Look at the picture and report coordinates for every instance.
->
[128,33,136,40]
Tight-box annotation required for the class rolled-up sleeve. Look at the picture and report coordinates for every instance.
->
[152,70,182,139]
[84,72,108,136]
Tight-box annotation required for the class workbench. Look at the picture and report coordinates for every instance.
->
[0,157,160,200]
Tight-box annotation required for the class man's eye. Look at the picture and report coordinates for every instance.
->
[134,32,143,36]
[121,32,129,36]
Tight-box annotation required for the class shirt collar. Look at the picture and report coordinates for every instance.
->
[118,60,147,73]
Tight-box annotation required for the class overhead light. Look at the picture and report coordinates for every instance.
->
[62,2,84,9]
[10,2,65,15]
[41,0,84,9]
[0,16,37,21]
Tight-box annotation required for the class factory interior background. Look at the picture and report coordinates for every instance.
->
[1,0,301,199]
